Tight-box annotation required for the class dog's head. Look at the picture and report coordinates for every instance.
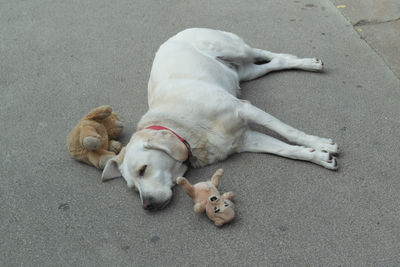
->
[101,129,188,210]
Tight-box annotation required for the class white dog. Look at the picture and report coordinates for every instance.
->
[102,28,339,210]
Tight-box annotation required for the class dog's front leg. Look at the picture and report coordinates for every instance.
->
[238,130,338,170]
[238,102,339,154]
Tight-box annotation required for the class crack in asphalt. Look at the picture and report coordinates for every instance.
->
[353,17,400,27]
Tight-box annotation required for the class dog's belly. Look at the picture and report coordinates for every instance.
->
[189,123,247,168]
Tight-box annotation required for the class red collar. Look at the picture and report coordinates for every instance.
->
[145,125,192,158]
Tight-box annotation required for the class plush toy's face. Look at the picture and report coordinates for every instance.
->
[205,195,235,226]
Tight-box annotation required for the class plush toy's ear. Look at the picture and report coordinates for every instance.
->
[101,146,126,182]
[142,129,188,162]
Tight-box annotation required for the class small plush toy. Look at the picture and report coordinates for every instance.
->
[67,105,123,169]
[176,169,235,226]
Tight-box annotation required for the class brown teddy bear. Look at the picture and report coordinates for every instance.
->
[176,169,235,226]
[67,105,123,169]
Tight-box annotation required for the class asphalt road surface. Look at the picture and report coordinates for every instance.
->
[2,0,400,265]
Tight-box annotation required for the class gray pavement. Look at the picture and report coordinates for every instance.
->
[330,0,400,78]
[1,0,400,266]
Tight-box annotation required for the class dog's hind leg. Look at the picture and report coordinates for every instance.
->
[238,130,338,170]
[237,50,324,81]
[238,101,339,154]
[185,28,323,80]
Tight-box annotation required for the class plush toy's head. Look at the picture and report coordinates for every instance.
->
[206,194,235,226]
[176,168,235,227]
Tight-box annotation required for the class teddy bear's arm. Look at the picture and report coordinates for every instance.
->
[176,177,196,199]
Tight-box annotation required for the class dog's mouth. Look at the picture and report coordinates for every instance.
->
[141,195,172,211]
[135,176,176,211]
[143,199,171,211]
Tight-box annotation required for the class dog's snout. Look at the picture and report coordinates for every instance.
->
[142,197,156,210]
[142,196,170,211]
[143,202,155,210]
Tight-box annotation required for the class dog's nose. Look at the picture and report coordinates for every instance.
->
[142,199,155,210]
[143,203,154,210]
[142,197,158,211]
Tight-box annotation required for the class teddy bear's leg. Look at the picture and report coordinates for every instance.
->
[211,168,224,187]
[109,140,122,154]
[80,125,102,150]
[222,192,235,200]
[87,150,115,169]
[176,177,196,199]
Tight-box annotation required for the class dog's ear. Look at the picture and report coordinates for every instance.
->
[101,146,126,182]
[142,129,188,162]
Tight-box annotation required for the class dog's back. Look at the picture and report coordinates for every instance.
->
[147,28,244,103]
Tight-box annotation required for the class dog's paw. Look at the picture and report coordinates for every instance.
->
[314,139,339,155]
[309,148,338,171]
[299,58,324,72]
[321,155,338,171]
[301,135,339,155]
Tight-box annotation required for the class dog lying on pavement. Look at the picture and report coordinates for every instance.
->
[102,28,339,210]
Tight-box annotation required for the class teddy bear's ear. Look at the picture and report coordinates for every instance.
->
[101,146,126,182]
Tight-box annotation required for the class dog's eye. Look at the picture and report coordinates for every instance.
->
[224,202,229,207]
[214,207,220,213]
[138,165,147,176]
